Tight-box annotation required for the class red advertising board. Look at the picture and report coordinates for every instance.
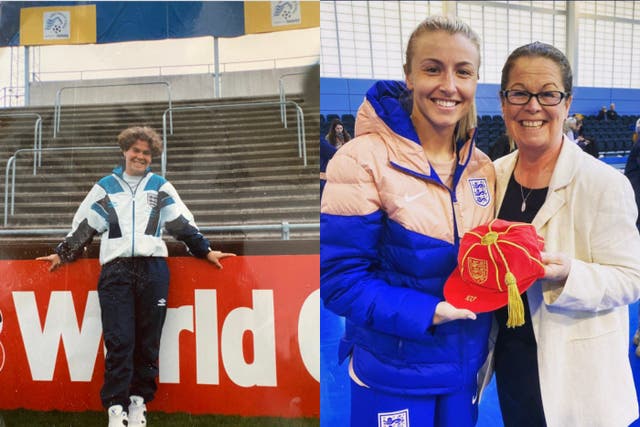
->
[0,254,319,418]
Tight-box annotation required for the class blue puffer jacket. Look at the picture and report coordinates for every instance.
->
[320,81,495,395]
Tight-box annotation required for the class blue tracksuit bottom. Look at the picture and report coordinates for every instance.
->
[350,379,478,427]
[98,257,169,409]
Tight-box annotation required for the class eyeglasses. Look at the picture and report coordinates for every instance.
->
[501,90,569,106]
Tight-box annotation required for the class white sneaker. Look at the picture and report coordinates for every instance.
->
[107,405,128,427]
[128,395,147,427]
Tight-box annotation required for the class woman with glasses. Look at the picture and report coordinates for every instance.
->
[484,41,640,426]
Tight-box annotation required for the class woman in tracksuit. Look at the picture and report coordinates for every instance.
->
[38,126,235,427]
[320,16,495,426]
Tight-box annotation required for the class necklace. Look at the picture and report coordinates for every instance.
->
[519,183,533,212]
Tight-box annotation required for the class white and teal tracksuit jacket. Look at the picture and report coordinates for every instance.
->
[56,165,211,265]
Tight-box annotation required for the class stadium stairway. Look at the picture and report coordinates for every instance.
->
[0,94,319,243]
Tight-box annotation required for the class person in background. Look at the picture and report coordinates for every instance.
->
[321,118,349,196]
[565,115,598,158]
[484,41,640,427]
[607,102,619,120]
[624,123,640,358]
[574,115,599,158]
[596,105,607,120]
[563,116,579,141]
[37,126,236,427]
[321,16,495,427]
[325,118,352,149]
[320,136,338,196]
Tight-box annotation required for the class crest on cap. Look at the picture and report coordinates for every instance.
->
[468,257,488,284]
[443,219,545,327]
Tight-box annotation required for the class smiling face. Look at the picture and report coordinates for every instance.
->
[501,56,571,152]
[405,30,479,136]
[123,139,152,176]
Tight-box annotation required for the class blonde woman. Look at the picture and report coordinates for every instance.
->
[321,16,495,426]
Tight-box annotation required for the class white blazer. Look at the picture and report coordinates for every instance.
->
[483,139,640,427]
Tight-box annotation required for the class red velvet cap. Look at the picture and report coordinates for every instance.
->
[443,219,545,327]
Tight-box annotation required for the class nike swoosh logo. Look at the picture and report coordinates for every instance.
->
[403,191,428,203]
[472,392,478,405]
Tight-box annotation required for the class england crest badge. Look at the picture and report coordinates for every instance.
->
[468,178,490,207]
[147,192,158,208]
[378,409,409,427]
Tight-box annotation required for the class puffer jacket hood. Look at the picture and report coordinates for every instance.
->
[360,80,418,142]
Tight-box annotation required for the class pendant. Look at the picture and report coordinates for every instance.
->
[521,201,526,212]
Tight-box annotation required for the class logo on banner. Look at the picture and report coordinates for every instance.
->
[43,11,70,40]
[271,1,301,26]
[468,177,491,207]
[378,409,409,427]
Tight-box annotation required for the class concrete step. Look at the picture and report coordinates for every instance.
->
[0,173,317,193]
[10,183,318,203]
[10,192,317,212]
[22,157,312,176]
[7,165,315,186]
[0,229,319,244]
[6,206,319,228]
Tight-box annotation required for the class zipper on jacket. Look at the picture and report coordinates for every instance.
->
[129,177,145,256]
[131,199,136,255]
[116,171,146,257]
[449,188,461,245]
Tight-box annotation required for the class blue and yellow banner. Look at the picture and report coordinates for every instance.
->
[0,2,318,47]
[244,1,319,34]
[20,5,96,46]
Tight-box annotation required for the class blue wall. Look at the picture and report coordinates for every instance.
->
[321,77,640,118]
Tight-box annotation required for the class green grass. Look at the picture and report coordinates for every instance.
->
[0,410,319,426]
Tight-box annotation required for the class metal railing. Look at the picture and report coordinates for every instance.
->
[0,222,319,241]
[3,145,317,238]
[278,72,307,128]
[32,55,320,81]
[0,112,43,175]
[161,100,307,177]
[0,86,25,108]
[4,146,119,226]
[53,81,173,138]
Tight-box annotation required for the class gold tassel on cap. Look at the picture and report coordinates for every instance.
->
[504,271,525,328]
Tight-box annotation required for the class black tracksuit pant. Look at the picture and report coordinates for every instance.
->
[97,257,169,410]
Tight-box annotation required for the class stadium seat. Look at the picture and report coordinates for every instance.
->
[341,114,355,135]
[321,121,330,137]
[341,113,355,124]
[326,114,339,124]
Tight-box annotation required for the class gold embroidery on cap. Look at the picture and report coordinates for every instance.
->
[480,231,498,245]
[467,257,488,284]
